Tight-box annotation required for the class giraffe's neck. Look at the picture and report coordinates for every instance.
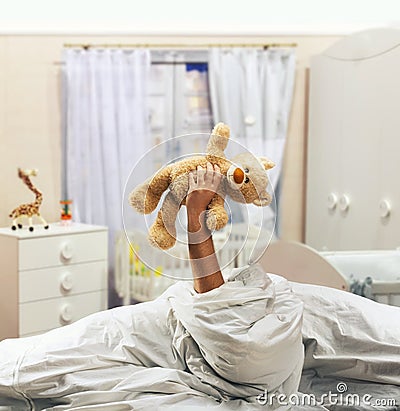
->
[23,176,43,207]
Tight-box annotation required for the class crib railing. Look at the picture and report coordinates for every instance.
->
[115,225,272,304]
[115,231,188,304]
[321,249,400,307]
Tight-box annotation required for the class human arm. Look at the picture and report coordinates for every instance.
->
[186,162,224,293]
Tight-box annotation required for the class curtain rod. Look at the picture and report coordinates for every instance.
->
[63,42,297,49]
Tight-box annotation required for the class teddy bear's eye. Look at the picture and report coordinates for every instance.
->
[244,177,249,183]
[244,168,249,173]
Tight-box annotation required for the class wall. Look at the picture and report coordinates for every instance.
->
[0,34,341,241]
[0,0,395,34]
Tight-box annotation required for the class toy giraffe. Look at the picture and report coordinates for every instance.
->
[9,168,49,232]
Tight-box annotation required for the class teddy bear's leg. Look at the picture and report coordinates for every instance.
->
[130,166,172,214]
[130,180,154,214]
[148,192,181,250]
[206,194,229,231]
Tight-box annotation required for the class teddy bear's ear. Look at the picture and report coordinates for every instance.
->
[258,157,275,170]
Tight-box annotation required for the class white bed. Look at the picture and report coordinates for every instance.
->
[0,263,399,410]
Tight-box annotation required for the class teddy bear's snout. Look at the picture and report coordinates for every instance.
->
[227,164,246,188]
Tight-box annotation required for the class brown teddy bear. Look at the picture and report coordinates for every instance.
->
[130,123,275,249]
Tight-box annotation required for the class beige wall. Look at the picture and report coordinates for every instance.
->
[0,34,341,240]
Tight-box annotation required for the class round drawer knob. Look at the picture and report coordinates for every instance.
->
[379,199,391,218]
[60,272,73,291]
[60,241,74,260]
[339,194,350,212]
[60,304,73,324]
[327,193,338,210]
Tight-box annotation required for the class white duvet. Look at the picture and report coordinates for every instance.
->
[0,266,305,410]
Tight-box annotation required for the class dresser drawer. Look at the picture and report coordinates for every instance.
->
[19,261,107,303]
[18,231,108,270]
[19,291,107,336]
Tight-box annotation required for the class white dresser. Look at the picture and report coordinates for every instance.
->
[0,223,108,340]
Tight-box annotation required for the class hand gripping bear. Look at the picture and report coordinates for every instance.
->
[130,123,275,249]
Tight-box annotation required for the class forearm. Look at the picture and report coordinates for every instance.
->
[187,210,224,293]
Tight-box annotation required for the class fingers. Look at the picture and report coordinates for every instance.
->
[188,171,196,189]
[213,164,222,186]
[203,162,213,185]
[192,162,222,188]
[197,165,205,185]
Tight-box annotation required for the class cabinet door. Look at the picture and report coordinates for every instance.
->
[307,42,400,251]
[306,56,345,250]
[307,54,381,251]
[376,47,400,249]
[337,56,380,250]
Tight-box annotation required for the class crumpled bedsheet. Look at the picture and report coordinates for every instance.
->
[0,265,304,410]
[292,282,400,386]
[292,282,400,411]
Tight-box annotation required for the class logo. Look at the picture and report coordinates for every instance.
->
[256,383,397,407]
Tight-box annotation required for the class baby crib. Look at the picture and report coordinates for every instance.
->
[115,224,273,304]
[320,249,400,306]
[259,240,400,307]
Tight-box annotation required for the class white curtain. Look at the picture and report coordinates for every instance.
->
[63,48,151,227]
[208,47,296,191]
[62,48,151,303]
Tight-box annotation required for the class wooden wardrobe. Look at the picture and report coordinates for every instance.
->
[306,28,400,251]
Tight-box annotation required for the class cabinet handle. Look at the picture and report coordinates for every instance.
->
[339,194,350,212]
[60,272,73,292]
[60,304,73,324]
[327,193,338,210]
[379,199,391,218]
[60,241,74,261]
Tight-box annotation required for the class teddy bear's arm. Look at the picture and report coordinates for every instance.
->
[130,165,172,214]
[206,194,229,231]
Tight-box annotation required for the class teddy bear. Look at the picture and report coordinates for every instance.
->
[130,123,275,250]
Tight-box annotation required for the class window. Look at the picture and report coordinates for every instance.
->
[148,51,212,170]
